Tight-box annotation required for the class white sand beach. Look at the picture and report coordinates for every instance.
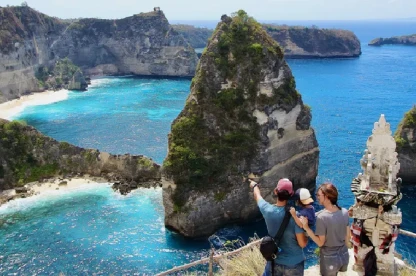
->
[26,176,109,195]
[0,89,69,120]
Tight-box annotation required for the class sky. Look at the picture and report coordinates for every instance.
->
[0,0,415,21]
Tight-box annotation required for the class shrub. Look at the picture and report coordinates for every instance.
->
[403,106,416,128]
[217,238,265,276]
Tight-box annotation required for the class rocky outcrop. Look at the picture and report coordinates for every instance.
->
[0,119,161,192]
[162,11,319,238]
[37,58,88,91]
[0,5,198,103]
[172,24,213,48]
[263,25,361,58]
[394,106,416,183]
[369,34,416,46]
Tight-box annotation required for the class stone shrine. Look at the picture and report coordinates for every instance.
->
[350,115,402,275]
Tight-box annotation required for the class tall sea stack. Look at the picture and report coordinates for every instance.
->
[162,11,319,237]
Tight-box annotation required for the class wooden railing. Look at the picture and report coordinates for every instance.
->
[155,239,261,276]
[155,229,416,276]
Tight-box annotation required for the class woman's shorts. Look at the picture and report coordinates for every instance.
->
[320,246,349,276]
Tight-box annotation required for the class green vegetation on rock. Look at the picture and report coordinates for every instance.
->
[402,106,416,128]
[35,58,87,91]
[395,106,416,151]
[0,119,161,191]
[0,120,58,187]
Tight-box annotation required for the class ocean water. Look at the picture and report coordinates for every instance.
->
[0,186,213,274]
[2,20,416,274]
[10,77,191,162]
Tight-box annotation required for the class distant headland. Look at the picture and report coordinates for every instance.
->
[369,34,416,46]
[173,23,362,59]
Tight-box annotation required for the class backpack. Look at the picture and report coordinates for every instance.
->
[259,208,291,262]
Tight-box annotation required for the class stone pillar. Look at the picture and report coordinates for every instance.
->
[350,115,402,275]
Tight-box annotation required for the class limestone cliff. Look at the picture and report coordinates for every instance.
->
[0,5,198,103]
[0,5,67,103]
[0,119,160,192]
[369,34,416,46]
[162,11,319,237]
[50,11,198,77]
[263,25,361,58]
[394,106,416,183]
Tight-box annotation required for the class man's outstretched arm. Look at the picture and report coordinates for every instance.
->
[249,180,263,202]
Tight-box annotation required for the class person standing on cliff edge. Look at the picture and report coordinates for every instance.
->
[250,178,308,276]
[301,183,350,276]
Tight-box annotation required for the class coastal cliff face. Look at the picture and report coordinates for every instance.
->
[0,119,161,192]
[0,6,198,104]
[395,106,416,183]
[0,6,67,103]
[369,34,416,46]
[51,11,198,77]
[162,11,319,237]
[263,25,361,58]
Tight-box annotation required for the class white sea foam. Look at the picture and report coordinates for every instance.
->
[89,78,111,87]
[0,89,69,120]
[0,183,163,216]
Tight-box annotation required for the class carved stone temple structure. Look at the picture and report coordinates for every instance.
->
[350,115,402,275]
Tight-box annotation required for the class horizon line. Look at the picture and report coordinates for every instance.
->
[1,5,415,22]
[170,17,416,22]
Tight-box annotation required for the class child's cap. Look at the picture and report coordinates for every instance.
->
[295,188,314,205]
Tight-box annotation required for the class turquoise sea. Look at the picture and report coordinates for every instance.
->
[1,20,416,274]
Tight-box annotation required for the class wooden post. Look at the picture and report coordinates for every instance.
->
[208,248,214,276]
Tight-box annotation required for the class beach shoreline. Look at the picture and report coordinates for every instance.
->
[0,89,69,120]
[28,176,109,194]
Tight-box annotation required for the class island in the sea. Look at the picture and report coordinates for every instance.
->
[173,23,362,58]
[369,34,416,46]
[263,24,361,58]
